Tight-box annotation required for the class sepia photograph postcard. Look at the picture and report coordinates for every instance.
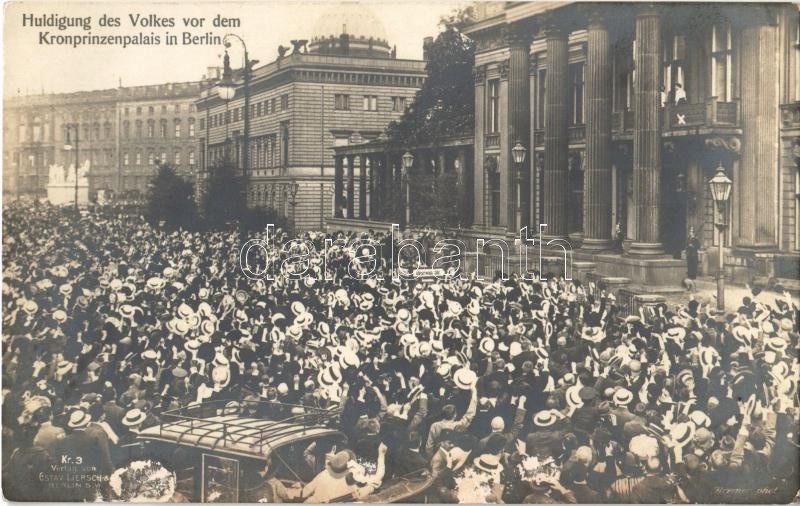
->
[2,0,800,503]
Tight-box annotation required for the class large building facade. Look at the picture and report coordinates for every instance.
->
[4,80,208,199]
[461,2,800,284]
[196,4,426,232]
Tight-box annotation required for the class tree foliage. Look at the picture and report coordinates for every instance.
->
[199,159,247,230]
[385,25,475,148]
[144,164,197,230]
[409,171,463,232]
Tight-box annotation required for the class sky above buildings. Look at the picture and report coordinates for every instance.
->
[4,1,463,96]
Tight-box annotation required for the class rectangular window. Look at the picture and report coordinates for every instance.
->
[281,94,289,110]
[174,123,181,137]
[136,152,142,165]
[188,122,195,137]
[148,152,154,165]
[136,106,142,115]
[488,79,500,133]
[711,23,732,102]
[335,94,350,110]
[189,151,195,167]
[569,62,585,125]
[174,104,181,113]
[392,96,406,112]
[234,108,240,122]
[257,102,263,116]
[363,95,378,111]
[123,152,129,166]
[174,151,181,166]
[795,21,800,102]
[225,111,231,124]
[160,122,167,137]
[147,122,155,138]
[199,118,205,131]
[663,35,687,106]
[149,106,154,115]
[271,98,276,113]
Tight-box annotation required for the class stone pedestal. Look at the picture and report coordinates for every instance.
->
[47,183,88,206]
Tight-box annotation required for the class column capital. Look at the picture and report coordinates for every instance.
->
[540,12,571,40]
[635,3,662,19]
[504,23,533,48]
[585,9,608,30]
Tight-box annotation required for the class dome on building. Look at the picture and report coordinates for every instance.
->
[311,3,388,43]
[308,3,393,58]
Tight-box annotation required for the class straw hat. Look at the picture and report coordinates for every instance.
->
[64,410,91,430]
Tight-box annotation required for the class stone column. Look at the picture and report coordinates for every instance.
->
[507,25,532,232]
[542,19,570,239]
[369,156,380,219]
[455,148,467,222]
[473,65,487,226]
[359,154,367,219]
[346,155,355,218]
[737,20,778,249]
[582,12,613,250]
[334,155,344,218]
[630,5,664,255]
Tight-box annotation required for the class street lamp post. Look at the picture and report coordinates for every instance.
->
[511,141,527,234]
[402,151,414,229]
[217,35,259,191]
[709,162,732,313]
[64,123,80,212]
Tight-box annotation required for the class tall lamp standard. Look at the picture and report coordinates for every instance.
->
[63,123,80,212]
[217,34,258,187]
[511,141,527,234]
[709,162,732,313]
[401,151,414,229]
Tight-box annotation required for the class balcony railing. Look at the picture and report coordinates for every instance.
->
[612,109,635,134]
[663,97,740,131]
[484,133,500,149]
[568,124,585,144]
[532,126,584,146]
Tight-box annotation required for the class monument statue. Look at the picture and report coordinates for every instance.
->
[47,164,65,185]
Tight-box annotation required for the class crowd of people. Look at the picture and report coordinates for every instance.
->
[2,200,799,503]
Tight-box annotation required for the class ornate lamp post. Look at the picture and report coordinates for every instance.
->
[401,151,414,229]
[63,123,80,212]
[708,162,732,313]
[216,35,258,187]
[511,141,527,233]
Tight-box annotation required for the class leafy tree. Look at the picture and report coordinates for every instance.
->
[199,159,247,230]
[385,25,475,148]
[409,170,463,232]
[144,164,197,230]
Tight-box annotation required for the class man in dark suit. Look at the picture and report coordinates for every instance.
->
[55,409,112,500]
